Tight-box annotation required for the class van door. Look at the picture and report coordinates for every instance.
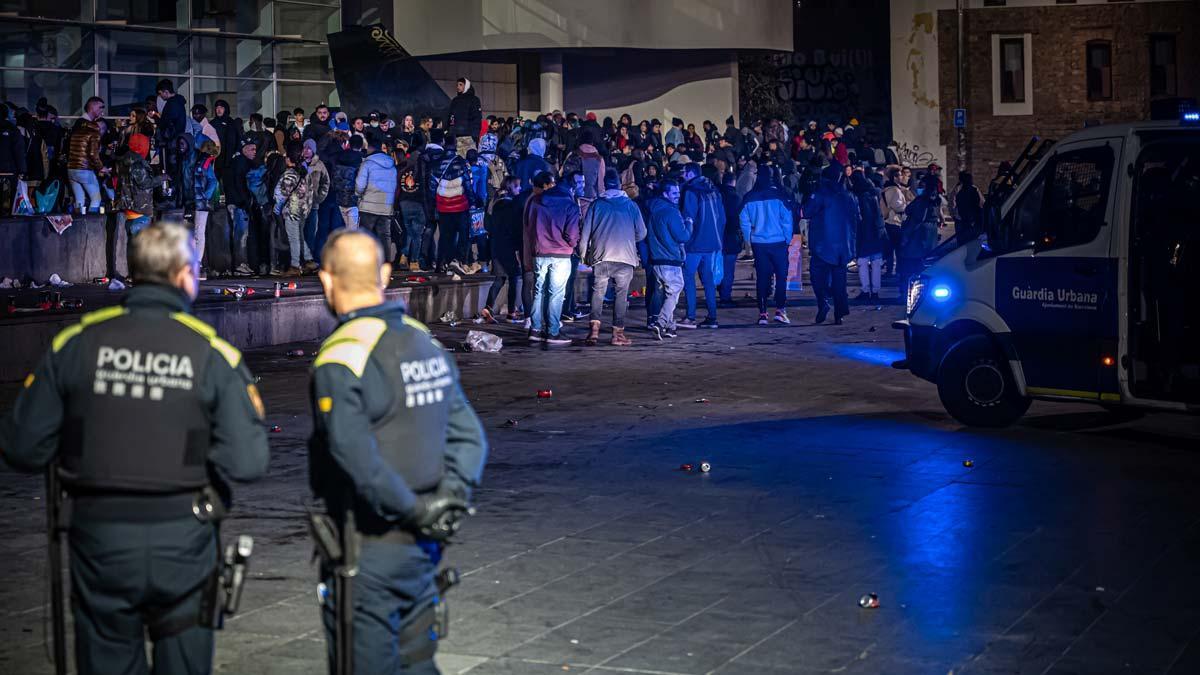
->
[1127,138,1200,404]
[991,139,1122,400]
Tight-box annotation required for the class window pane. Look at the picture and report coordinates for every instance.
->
[276,42,334,80]
[0,0,85,21]
[0,69,93,115]
[193,77,272,119]
[192,0,273,34]
[0,23,94,70]
[277,81,339,116]
[275,0,340,41]
[96,0,179,28]
[101,74,186,116]
[192,37,272,79]
[1150,35,1177,97]
[1039,146,1114,249]
[97,29,188,74]
[1000,38,1024,104]
[1086,42,1112,100]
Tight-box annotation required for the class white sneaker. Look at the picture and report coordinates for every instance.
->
[774,310,791,325]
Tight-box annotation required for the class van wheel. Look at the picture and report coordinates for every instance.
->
[937,335,1031,428]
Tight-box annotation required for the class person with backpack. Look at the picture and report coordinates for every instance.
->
[274,142,312,277]
[191,139,219,279]
[428,129,477,276]
[393,138,428,271]
[950,170,984,245]
[226,137,258,276]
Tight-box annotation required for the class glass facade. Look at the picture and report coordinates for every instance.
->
[0,0,340,117]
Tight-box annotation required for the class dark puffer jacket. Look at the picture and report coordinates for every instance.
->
[447,85,482,141]
[850,172,887,258]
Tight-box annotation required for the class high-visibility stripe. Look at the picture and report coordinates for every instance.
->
[52,306,128,352]
[315,317,387,378]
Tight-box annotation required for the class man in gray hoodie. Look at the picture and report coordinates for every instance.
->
[578,168,647,346]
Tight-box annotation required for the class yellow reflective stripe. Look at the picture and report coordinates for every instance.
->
[23,373,34,388]
[402,316,431,334]
[1099,392,1121,402]
[51,324,84,353]
[52,306,128,352]
[1027,387,1101,400]
[210,336,242,368]
[315,317,387,378]
[170,312,217,339]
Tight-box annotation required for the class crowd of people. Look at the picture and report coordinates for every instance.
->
[4,75,977,343]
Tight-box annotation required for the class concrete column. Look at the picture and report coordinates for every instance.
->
[539,51,564,114]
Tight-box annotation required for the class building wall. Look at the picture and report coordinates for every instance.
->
[891,0,1198,185]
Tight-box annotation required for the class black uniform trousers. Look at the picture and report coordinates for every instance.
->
[809,255,849,320]
[69,514,217,675]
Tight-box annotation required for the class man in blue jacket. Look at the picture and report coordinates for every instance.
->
[679,163,725,329]
[740,167,797,325]
[804,163,859,324]
[645,179,691,339]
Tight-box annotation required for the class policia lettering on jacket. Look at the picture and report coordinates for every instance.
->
[0,275,270,675]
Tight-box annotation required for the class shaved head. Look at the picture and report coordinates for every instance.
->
[318,231,392,314]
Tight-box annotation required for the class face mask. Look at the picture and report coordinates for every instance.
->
[370,121,379,127]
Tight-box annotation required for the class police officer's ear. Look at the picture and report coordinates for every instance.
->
[378,262,391,289]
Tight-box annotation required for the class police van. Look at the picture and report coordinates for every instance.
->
[894,115,1200,427]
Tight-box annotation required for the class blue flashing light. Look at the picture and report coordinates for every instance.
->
[1183,110,1200,125]
[931,285,952,301]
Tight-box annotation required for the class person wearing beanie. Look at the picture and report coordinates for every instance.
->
[302,137,331,266]
[447,76,482,145]
[577,167,647,346]
[113,132,168,274]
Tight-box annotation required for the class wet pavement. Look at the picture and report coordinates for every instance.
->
[2,276,1199,674]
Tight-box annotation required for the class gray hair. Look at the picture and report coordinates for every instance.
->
[129,222,194,285]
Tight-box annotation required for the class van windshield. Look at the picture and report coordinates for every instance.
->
[988,145,1115,255]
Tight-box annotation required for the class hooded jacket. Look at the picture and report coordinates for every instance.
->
[577,144,605,200]
[899,190,942,259]
[332,148,363,208]
[578,189,646,267]
[226,151,255,209]
[645,196,692,266]
[156,92,188,144]
[430,151,472,214]
[523,184,580,264]
[192,152,219,211]
[210,101,239,173]
[354,150,397,216]
[0,120,27,175]
[805,165,860,266]
[512,139,552,192]
[114,146,162,216]
[447,82,482,141]
[739,172,796,246]
[680,176,725,254]
[850,172,887,258]
[306,155,331,207]
[274,165,310,220]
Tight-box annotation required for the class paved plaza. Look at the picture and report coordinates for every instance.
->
[3,280,1199,674]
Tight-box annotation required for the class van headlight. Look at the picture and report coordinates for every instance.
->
[906,277,925,316]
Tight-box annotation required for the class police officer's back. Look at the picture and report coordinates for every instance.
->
[309,230,487,674]
[0,222,269,675]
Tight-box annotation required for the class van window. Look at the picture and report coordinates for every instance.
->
[993,145,1114,254]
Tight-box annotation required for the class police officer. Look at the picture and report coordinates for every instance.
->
[309,230,487,674]
[0,222,270,674]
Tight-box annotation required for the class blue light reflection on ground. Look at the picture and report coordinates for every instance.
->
[831,344,907,367]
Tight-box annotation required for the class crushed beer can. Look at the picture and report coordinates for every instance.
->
[963,460,974,468]
[286,348,306,357]
[286,281,298,290]
[536,389,553,399]
[269,425,282,433]
[699,461,712,473]
[273,282,282,298]
[92,276,110,284]
[503,419,519,428]
[858,593,880,609]
[679,463,694,472]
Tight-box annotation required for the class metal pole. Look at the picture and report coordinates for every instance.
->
[956,0,967,177]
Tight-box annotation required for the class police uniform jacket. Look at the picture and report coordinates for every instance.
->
[308,301,486,536]
[0,284,270,520]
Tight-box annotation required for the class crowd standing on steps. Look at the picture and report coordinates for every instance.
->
[9,76,955,341]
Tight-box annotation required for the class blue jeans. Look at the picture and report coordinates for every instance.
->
[683,251,719,320]
[229,205,250,268]
[531,256,572,337]
[68,169,101,213]
[399,201,426,264]
[718,253,738,302]
[122,213,151,274]
[320,539,439,675]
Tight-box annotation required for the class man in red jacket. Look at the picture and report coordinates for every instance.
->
[523,170,580,345]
